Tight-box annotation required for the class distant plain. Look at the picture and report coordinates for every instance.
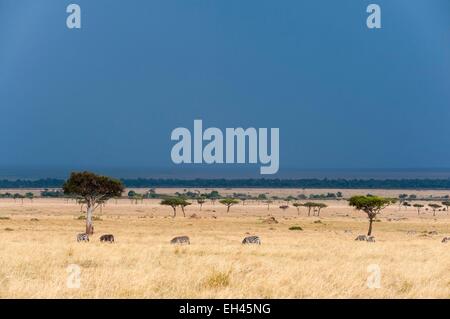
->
[1,188,449,298]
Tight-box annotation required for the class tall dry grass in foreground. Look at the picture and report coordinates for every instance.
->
[0,197,449,298]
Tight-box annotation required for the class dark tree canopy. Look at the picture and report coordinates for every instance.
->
[428,203,442,216]
[63,171,124,234]
[219,198,239,212]
[63,171,124,201]
[348,196,395,215]
[348,195,395,236]
[160,197,191,217]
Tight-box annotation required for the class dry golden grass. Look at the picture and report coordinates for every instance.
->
[0,193,450,299]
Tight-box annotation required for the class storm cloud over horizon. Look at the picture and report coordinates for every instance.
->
[1,0,450,177]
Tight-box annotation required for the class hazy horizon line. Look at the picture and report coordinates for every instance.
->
[2,166,450,180]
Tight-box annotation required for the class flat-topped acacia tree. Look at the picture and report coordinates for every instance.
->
[63,171,124,235]
[160,197,190,217]
[180,200,191,217]
[197,198,206,210]
[314,203,328,217]
[413,203,424,215]
[219,198,239,212]
[441,201,450,213]
[428,203,442,216]
[303,202,317,217]
[293,203,303,215]
[348,195,395,236]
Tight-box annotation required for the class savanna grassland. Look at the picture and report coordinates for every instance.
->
[0,188,450,298]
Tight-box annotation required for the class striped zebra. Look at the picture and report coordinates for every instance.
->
[170,236,190,245]
[242,236,261,245]
[77,233,89,242]
[355,235,375,242]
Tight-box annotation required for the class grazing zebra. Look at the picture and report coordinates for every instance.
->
[355,235,375,242]
[100,234,115,243]
[442,237,450,243]
[170,236,190,245]
[242,236,261,245]
[77,233,89,242]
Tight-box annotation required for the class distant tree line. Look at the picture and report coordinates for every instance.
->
[0,178,63,188]
[3,178,450,189]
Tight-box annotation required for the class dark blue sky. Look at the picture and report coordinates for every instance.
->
[1,1,450,178]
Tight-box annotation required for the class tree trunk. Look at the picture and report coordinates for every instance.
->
[172,206,176,217]
[227,205,230,213]
[367,217,373,236]
[181,206,186,217]
[86,204,94,235]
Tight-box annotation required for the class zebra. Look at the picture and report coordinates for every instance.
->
[77,233,89,242]
[100,234,115,243]
[242,236,261,245]
[170,236,190,245]
[442,237,450,243]
[355,235,375,242]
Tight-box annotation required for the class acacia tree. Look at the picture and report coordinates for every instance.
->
[180,201,191,217]
[160,197,188,217]
[314,203,328,217]
[441,201,450,213]
[14,193,25,204]
[398,194,408,210]
[219,198,239,212]
[293,203,303,215]
[25,192,34,202]
[348,196,395,236]
[303,202,316,217]
[413,203,424,215]
[207,191,221,205]
[402,201,411,210]
[428,203,442,216]
[265,200,273,211]
[128,190,137,203]
[63,171,124,235]
[197,198,206,210]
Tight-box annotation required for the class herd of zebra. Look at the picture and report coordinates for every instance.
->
[77,233,262,245]
[77,233,115,243]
